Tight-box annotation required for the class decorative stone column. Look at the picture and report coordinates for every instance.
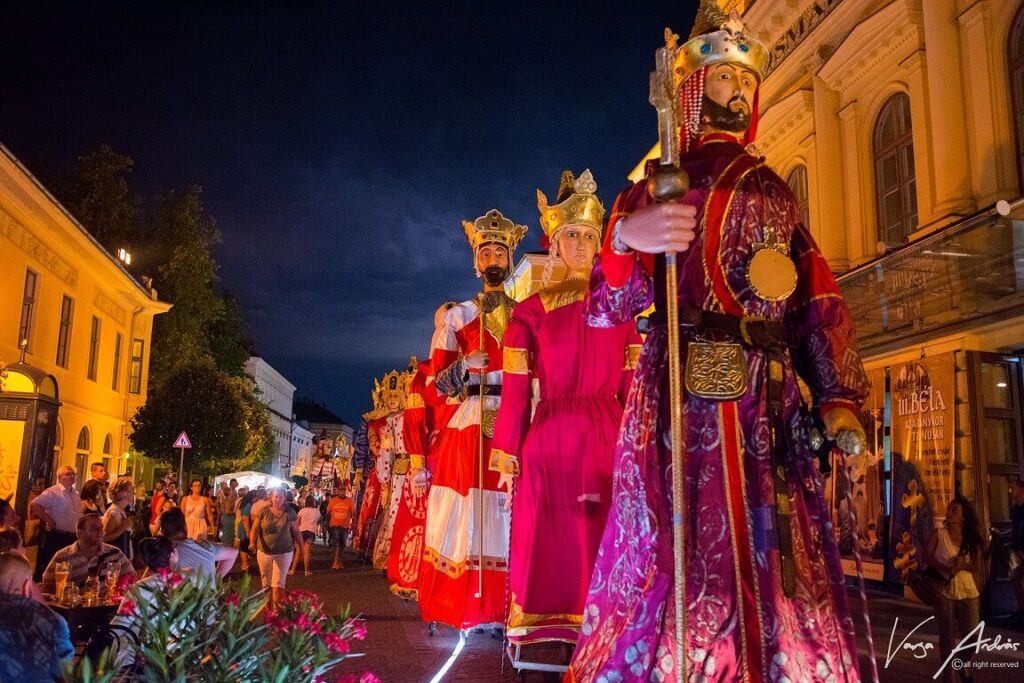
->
[921,0,975,216]
[813,75,850,271]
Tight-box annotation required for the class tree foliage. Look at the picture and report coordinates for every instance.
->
[148,186,226,386]
[63,144,141,254]
[60,145,272,476]
[130,359,272,475]
[208,292,251,377]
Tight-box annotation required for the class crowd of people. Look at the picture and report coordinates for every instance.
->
[0,461,366,679]
[7,3,1023,681]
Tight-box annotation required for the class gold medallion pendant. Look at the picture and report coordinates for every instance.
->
[684,341,748,400]
[746,225,798,301]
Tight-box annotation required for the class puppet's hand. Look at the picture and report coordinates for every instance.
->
[823,407,866,456]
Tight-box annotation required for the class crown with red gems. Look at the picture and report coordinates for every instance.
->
[463,209,528,253]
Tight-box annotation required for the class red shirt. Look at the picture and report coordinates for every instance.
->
[150,493,164,524]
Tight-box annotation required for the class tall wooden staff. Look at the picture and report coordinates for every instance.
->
[474,294,486,599]
[648,34,690,683]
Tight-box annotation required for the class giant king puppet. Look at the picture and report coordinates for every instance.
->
[389,303,459,599]
[567,3,869,682]
[371,361,415,569]
[417,210,526,629]
[490,170,642,646]
[355,379,387,553]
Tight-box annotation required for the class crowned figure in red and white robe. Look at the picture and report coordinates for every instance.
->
[371,362,415,569]
[387,304,460,598]
[417,209,527,629]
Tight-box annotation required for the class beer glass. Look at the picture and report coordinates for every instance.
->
[54,561,70,602]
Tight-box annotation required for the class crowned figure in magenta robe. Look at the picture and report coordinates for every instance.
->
[490,169,641,646]
[567,3,869,681]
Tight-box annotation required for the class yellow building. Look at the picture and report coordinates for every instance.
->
[0,143,169,519]
[721,0,1024,611]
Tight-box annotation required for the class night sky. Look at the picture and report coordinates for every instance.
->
[2,1,697,425]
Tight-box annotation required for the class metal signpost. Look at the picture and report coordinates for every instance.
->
[173,431,192,493]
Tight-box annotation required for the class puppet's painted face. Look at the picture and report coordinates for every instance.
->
[556,225,599,274]
[702,63,756,134]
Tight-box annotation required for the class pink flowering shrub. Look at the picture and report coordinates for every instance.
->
[65,572,373,683]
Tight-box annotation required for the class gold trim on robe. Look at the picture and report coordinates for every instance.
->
[503,346,529,375]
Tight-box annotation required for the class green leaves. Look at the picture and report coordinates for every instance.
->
[130,359,273,474]
[65,573,368,683]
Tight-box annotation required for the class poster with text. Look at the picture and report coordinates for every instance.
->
[887,354,955,582]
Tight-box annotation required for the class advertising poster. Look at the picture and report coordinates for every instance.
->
[887,354,956,583]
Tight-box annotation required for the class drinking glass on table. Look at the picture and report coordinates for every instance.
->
[101,562,119,599]
[54,561,71,602]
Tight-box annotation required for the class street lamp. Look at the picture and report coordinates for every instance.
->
[117,248,132,266]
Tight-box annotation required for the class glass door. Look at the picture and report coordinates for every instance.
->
[969,353,1024,616]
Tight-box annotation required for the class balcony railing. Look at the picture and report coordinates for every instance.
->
[837,211,1024,355]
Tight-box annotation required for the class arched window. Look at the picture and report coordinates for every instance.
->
[1010,6,1024,191]
[75,426,91,482]
[873,93,918,244]
[102,434,113,474]
[787,165,810,229]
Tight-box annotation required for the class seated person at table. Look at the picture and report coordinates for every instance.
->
[160,507,237,582]
[0,552,74,681]
[41,514,135,595]
[105,536,179,670]
[0,527,25,555]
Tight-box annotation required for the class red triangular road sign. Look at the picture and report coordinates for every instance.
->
[173,431,192,449]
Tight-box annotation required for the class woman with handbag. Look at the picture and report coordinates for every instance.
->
[926,496,988,683]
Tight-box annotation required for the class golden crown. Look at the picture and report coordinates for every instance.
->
[463,209,528,253]
[378,357,417,407]
[668,0,769,90]
[537,169,604,240]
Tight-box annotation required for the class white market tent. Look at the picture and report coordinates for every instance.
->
[212,471,294,493]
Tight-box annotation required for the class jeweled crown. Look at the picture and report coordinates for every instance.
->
[670,0,769,90]
[463,209,528,253]
[537,169,605,240]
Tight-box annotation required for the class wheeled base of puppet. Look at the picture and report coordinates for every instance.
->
[505,642,569,680]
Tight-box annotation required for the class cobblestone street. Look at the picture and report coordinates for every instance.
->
[277,544,1024,683]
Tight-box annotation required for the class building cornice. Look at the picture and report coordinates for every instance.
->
[758,88,816,157]
[0,143,169,313]
[817,0,924,94]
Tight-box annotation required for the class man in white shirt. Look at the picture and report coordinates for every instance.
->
[30,467,82,581]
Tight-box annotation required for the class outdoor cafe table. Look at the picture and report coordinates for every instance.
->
[47,598,119,643]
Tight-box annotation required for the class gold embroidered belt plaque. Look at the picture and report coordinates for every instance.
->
[684,341,748,400]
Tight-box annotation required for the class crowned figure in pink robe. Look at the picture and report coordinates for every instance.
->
[567,4,869,682]
[491,170,641,645]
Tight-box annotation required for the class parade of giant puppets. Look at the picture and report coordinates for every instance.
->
[345,2,872,681]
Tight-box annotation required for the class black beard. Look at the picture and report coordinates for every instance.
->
[482,265,507,287]
[701,94,751,133]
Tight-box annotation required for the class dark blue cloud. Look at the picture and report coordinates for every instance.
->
[1,0,697,423]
